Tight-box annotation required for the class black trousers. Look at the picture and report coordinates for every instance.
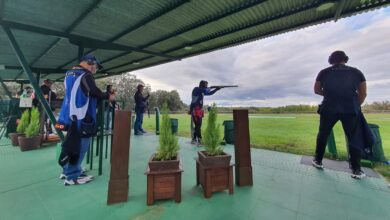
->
[315,113,361,170]
[192,115,202,140]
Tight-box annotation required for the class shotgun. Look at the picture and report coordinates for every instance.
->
[209,85,239,89]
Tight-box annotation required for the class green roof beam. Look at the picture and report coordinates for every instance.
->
[0,19,177,60]
[135,1,390,74]
[5,65,68,73]
[3,26,64,141]
[57,0,189,69]
[138,0,269,49]
[25,0,103,76]
[102,0,269,72]
[109,0,342,73]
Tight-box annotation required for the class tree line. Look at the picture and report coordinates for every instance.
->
[96,73,188,111]
[1,75,390,113]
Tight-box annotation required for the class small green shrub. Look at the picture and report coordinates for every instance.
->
[25,107,40,138]
[16,110,30,134]
[203,104,223,156]
[155,103,179,161]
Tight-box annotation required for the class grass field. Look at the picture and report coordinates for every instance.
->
[142,113,390,180]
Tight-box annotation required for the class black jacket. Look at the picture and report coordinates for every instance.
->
[134,90,149,113]
[349,112,375,159]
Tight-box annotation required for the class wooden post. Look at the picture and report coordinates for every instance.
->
[233,109,253,186]
[107,110,131,205]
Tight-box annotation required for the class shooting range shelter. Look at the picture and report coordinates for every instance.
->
[1,0,390,219]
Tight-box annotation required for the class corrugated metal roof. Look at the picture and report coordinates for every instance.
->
[0,0,389,82]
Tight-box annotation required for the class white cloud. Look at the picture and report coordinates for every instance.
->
[134,9,390,107]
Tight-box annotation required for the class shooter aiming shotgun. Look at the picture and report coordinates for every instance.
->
[189,80,238,145]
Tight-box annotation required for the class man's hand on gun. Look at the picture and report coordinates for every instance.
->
[109,94,115,102]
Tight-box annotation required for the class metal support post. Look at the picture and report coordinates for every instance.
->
[3,27,64,141]
[155,107,160,135]
[98,101,104,175]
[36,72,41,84]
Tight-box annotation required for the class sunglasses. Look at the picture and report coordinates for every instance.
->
[87,60,99,69]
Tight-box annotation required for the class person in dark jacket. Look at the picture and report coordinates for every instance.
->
[313,50,367,179]
[105,85,116,129]
[40,79,57,101]
[190,80,220,144]
[58,54,114,186]
[39,79,57,134]
[134,84,149,135]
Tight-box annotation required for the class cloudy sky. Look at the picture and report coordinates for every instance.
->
[134,8,390,107]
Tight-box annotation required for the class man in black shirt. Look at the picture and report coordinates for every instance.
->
[134,84,149,135]
[40,79,57,101]
[313,51,367,179]
[39,79,57,134]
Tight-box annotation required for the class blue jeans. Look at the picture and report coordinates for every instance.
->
[105,109,112,129]
[134,111,144,134]
[64,137,91,180]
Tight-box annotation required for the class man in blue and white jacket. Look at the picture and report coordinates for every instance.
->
[58,54,114,186]
[190,80,220,144]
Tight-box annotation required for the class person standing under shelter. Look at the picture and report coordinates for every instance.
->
[312,50,367,179]
[189,80,220,145]
[58,54,114,186]
[134,84,149,135]
[39,79,57,134]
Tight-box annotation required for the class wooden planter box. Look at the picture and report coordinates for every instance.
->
[145,154,183,205]
[196,151,234,198]
[18,135,42,152]
[9,133,23,146]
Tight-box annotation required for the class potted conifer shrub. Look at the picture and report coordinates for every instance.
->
[145,103,182,205]
[196,104,234,198]
[18,107,42,151]
[9,110,29,146]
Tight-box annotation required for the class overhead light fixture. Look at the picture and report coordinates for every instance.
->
[184,46,193,50]
[316,1,336,11]
[0,65,5,70]
[132,62,140,65]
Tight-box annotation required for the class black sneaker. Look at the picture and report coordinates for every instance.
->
[312,159,324,169]
[191,139,197,144]
[351,169,366,179]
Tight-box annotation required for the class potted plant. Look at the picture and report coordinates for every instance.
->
[18,107,42,151]
[196,104,234,198]
[9,110,29,146]
[145,103,182,205]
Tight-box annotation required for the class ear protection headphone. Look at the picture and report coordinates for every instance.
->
[328,51,349,65]
[199,80,208,88]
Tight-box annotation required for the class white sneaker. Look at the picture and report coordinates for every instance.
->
[60,171,89,180]
[59,173,66,180]
[64,176,92,186]
[79,174,94,180]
